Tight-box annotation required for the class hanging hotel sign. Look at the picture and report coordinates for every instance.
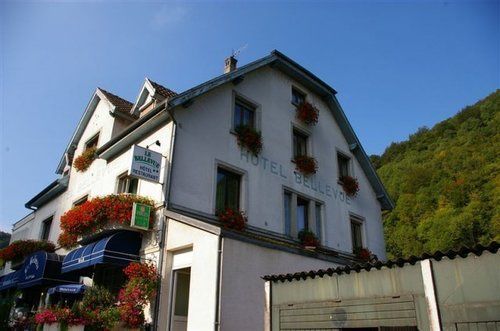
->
[129,145,162,183]
[131,202,151,230]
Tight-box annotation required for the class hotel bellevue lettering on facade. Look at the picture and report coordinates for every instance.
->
[1,50,393,330]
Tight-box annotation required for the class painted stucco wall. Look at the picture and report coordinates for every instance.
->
[158,219,220,331]
[220,237,338,331]
[170,66,386,258]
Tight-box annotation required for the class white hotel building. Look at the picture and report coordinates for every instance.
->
[2,50,393,330]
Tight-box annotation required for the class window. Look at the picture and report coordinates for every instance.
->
[117,173,139,195]
[350,218,363,253]
[233,98,255,129]
[216,168,241,211]
[73,195,88,207]
[292,87,305,106]
[170,267,191,330]
[40,217,53,241]
[337,152,350,179]
[85,133,99,150]
[283,190,321,242]
[296,197,309,233]
[293,129,308,158]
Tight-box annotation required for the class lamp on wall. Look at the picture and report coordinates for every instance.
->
[146,140,161,149]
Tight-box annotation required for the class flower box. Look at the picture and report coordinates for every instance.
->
[235,125,262,156]
[340,175,359,197]
[216,208,247,231]
[43,323,84,331]
[58,194,155,249]
[0,240,55,269]
[73,146,97,172]
[298,229,319,249]
[293,155,318,176]
[295,101,319,125]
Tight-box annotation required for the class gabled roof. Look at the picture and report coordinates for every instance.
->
[148,79,177,99]
[98,50,393,209]
[55,88,135,174]
[97,88,134,115]
[130,78,177,115]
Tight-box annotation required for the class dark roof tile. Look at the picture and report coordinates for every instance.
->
[98,88,134,114]
[263,241,499,282]
[148,79,177,99]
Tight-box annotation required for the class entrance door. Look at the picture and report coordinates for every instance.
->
[171,267,191,331]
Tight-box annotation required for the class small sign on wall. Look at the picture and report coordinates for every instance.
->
[129,145,162,183]
[131,202,151,230]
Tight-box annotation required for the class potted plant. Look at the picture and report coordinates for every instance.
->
[295,101,319,125]
[235,125,263,156]
[293,155,318,176]
[73,147,97,172]
[340,175,359,197]
[298,229,319,250]
[216,208,247,231]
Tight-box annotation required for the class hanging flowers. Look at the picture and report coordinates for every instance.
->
[340,175,359,197]
[354,247,377,263]
[293,155,318,176]
[298,229,319,248]
[0,240,55,263]
[58,194,155,248]
[73,146,97,172]
[118,262,158,329]
[216,207,247,231]
[296,101,319,125]
[235,125,263,156]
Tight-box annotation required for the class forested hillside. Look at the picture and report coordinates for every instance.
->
[372,90,499,259]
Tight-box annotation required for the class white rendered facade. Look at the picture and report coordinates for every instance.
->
[7,51,392,330]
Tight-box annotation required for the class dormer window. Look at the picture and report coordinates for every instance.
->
[85,133,99,150]
[291,87,305,106]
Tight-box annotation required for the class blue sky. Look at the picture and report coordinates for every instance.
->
[0,0,498,232]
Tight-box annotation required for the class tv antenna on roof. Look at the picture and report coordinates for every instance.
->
[231,44,248,59]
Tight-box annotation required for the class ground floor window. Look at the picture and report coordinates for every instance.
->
[283,190,322,241]
[350,217,363,253]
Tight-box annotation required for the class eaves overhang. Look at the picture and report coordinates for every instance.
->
[25,176,69,209]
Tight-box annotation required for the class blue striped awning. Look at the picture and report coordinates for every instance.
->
[0,270,21,291]
[62,231,142,274]
[17,251,79,289]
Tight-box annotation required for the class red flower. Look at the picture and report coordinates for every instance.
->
[296,102,319,125]
[293,155,318,176]
[355,248,375,262]
[298,229,319,248]
[216,208,247,231]
[73,147,97,172]
[235,125,263,156]
[35,309,58,325]
[340,175,359,197]
[0,240,55,263]
[58,194,155,248]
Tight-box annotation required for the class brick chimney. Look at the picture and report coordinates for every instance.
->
[224,56,237,74]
